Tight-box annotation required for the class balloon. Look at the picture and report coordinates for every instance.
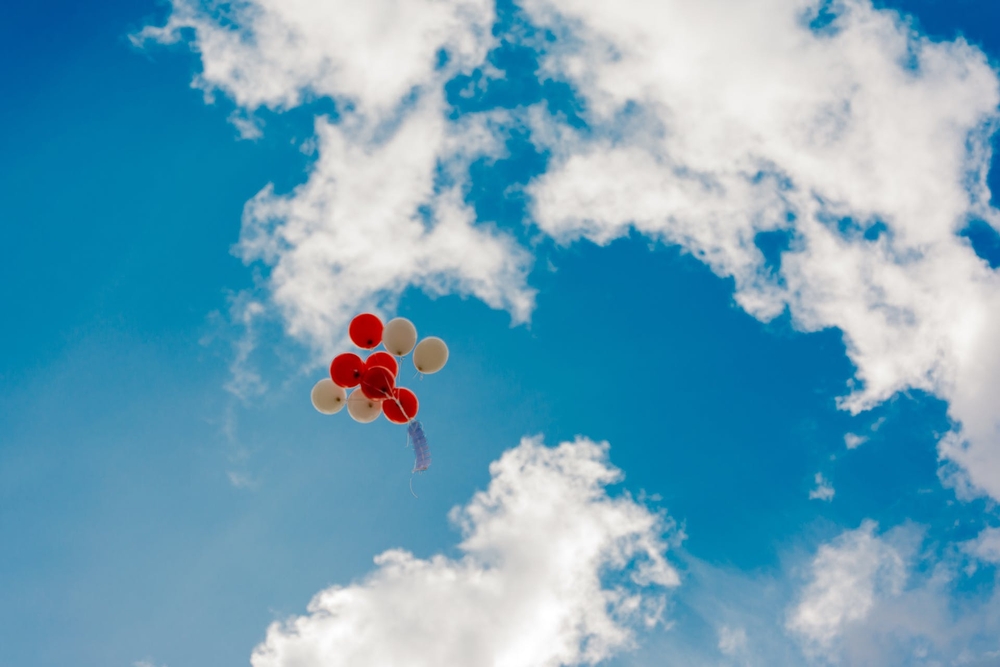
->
[330,353,364,388]
[311,379,346,414]
[360,365,396,401]
[383,387,419,424]
[347,388,382,423]
[349,313,383,349]
[382,317,417,356]
[413,337,449,374]
[364,351,398,377]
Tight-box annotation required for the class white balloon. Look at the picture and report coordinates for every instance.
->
[382,317,417,356]
[413,337,449,374]
[347,388,382,423]
[311,379,346,414]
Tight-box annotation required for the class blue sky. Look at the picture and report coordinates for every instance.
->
[4,1,1000,666]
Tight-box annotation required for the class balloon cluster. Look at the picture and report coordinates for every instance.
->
[310,313,449,424]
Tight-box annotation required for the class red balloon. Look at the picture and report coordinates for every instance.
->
[364,351,398,377]
[360,365,395,401]
[330,353,364,388]
[349,313,383,349]
[383,387,419,424]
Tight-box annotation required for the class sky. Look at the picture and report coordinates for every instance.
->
[3,0,1000,665]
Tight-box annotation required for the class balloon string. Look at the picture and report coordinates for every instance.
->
[386,353,413,423]
[387,392,410,423]
[387,344,417,493]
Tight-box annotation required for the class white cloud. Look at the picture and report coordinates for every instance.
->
[630,520,1000,666]
[844,433,867,450]
[140,0,1000,500]
[228,110,264,141]
[226,470,257,489]
[222,296,268,400]
[519,0,1000,499]
[652,521,1000,665]
[781,521,1000,665]
[137,0,535,359]
[237,107,535,355]
[250,436,678,667]
[787,520,907,649]
[964,526,1000,564]
[717,625,748,657]
[809,473,835,501]
[134,0,495,118]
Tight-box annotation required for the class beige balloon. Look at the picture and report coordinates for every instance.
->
[347,388,382,423]
[382,317,417,356]
[311,379,346,414]
[413,337,449,374]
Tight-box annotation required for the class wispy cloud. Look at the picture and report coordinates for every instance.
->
[222,295,269,401]
[717,625,749,657]
[787,520,906,649]
[226,470,258,490]
[227,110,264,141]
[844,433,867,450]
[808,473,835,502]
[783,521,1000,664]
[963,526,1000,565]
[648,521,1000,665]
